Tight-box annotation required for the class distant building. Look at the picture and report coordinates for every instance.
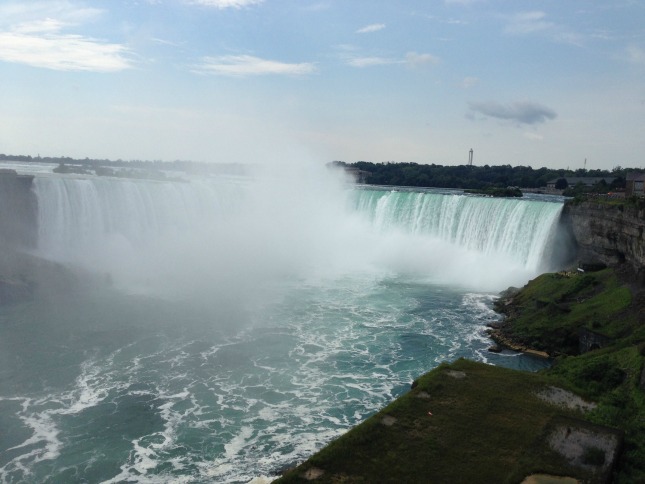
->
[626,172,645,197]
[546,177,616,190]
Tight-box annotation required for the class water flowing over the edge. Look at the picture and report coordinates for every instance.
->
[32,175,565,293]
[353,187,564,274]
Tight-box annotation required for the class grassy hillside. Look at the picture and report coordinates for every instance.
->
[492,270,638,355]
[276,269,645,483]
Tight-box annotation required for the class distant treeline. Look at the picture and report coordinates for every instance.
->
[333,161,631,191]
[0,153,636,190]
[0,153,246,176]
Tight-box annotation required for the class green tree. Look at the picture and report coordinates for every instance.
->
[555,178,569,190]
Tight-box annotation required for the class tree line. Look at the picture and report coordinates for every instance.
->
[333,161,629,191]
[0,153,634,191]
[0,153,246,176]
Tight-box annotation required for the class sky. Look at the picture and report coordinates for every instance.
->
[0,0,644,170]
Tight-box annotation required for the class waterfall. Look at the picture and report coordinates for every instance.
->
[31,175,566,292]
[34,175,245,264]
[352,188,564,273]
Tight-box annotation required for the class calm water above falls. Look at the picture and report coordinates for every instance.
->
[0,170,562,483]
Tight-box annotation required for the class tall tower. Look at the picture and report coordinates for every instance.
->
[468,148,473,166]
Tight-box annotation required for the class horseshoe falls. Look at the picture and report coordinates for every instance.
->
[0,166,568,483]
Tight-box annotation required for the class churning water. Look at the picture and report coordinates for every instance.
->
[0,165,564,483]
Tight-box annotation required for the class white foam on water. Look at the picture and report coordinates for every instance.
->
[0,404,61,481]
[0,355,125,481]
[247,476,277,484]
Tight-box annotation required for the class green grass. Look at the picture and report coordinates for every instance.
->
[277,359,613,484]
[499,270,635,354]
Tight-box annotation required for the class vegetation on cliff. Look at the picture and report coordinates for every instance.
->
[491,270,636,355]
[492,268,645,482]
[277,268,645,483]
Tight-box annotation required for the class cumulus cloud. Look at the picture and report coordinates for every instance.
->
[194,55,316,76]
[356,23,385,34]
[187,0,264,8]
[0,13,131,72]
[468,101,557,125]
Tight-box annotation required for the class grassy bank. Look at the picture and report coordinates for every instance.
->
[276,268,645,483]
[491,270,638,355]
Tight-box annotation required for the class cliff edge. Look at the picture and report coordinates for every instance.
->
[562,199,645,281]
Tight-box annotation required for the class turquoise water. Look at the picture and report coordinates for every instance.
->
[0,276,548,483]
[0,169,561,483]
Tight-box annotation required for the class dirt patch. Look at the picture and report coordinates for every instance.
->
[381,415,397,426]
[548,425,620,472]
[536,386,596,412]
[445,370,466,379]
[301,467,324,480]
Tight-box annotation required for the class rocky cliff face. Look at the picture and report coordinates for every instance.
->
[562,199,645,277]
[0,170,37,249]
[0,170,40,303]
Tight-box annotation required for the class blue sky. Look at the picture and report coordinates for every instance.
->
[0,0,643,169]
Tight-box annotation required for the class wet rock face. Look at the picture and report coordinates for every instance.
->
[562,201,645,275]
[0,170,37,249]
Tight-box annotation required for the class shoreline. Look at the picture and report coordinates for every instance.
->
[486,324,551,359]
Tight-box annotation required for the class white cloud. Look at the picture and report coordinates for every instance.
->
[194,55,316,76]
[0,2,102,27]
[469,100,557,125]
[405,51,440,67]
[0,1,131,72]
[0,8,131,72]
[13,18,65,34]
[343,51,439,68]
[524,132,544,141]
[504,11,554,35]
[502,11,584,46]
[625,45,645,65]
[0,29,132,71]
[346,56,395,68]
[303,3,331,12]
[553,31,584,47]
[460,76,479,89]
[356,23,385,34]
[187,0,264,8]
